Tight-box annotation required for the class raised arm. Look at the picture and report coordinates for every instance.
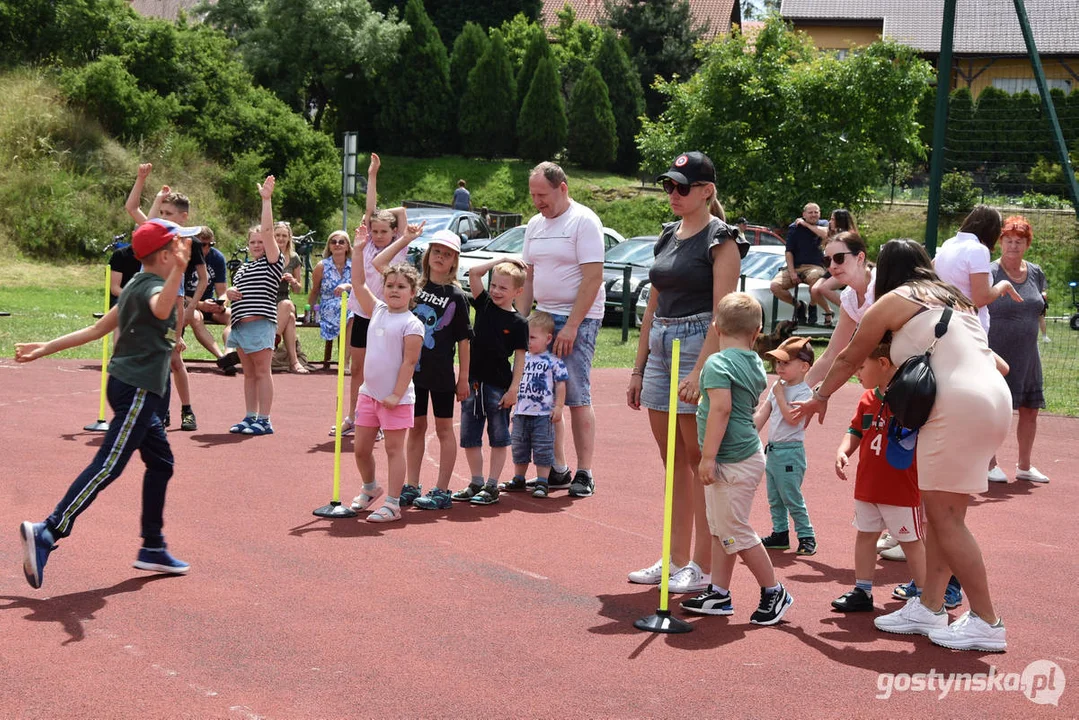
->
[125,164,153,224]
[347,227,379,317]
[258,176,279,265]
[363,153,380,227]
[373,220,424,273]
[469,256,525,299]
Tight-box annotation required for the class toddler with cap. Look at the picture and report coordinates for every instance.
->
[753,336,817,556]
[16,218,201,589]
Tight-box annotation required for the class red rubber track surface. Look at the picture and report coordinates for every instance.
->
[0,359,1075,718]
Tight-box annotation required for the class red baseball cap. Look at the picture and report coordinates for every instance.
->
[132,218,202,260]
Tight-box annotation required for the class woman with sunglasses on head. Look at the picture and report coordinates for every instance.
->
[307,230,354,372]
[805,209,859,326]
[626,151,748,594]
[271,221,309,374]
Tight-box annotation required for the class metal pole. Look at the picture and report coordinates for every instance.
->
[1012,0,1079,215]
[924,0,958,257]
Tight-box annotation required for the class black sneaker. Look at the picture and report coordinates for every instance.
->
[831,587,873,612]
[216,351,240,373]
[547,467,572,490]
[180,409,197,431]
[796,536,817,556]
[750,584,794,626]
[680,587,734,616]
[568,470,594,497]
[470,485,500,506]
[807,304,818,325]
[499,476,528,492]
[163,411,171,428]
[761,530,790,550]
[531,481,549,498]
[451,482,484,501]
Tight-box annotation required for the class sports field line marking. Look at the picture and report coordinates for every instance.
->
[486,558,548,581]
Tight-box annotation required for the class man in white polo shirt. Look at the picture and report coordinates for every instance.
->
[519,162,604,498]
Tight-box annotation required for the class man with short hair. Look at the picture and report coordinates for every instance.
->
[518,162,604,498]
[184,228,236,374]
[770,203,828,324]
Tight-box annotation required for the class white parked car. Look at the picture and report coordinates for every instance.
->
[458,224,627,291]
[635,246,837,330]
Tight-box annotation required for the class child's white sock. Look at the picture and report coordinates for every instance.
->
[363,481,378,493]
[855,579,873,593]
[553,463,569,474]
[765,583,782,594]
[470,475,484,487]
[711,584,729,595]
[385,495,400,507]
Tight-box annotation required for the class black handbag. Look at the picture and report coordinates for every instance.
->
[883,307,952,430]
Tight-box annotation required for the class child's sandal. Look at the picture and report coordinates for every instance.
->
[499,477,528,492]
[351,486,384,512]
[365,504,402,523]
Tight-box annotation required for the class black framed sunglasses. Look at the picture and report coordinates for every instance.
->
[824,252,850,266]
[661,179,708,197]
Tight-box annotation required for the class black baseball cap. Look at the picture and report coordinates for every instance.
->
[657,151,716,185]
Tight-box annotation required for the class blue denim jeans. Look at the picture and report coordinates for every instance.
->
[641,311,711,414]
[460,382,512,448]
[550,315,600,407]
[512,414,555,467]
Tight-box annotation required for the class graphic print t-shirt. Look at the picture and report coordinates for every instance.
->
[515,351,568,416]
[848,389,920,507]
[411,281,472,392]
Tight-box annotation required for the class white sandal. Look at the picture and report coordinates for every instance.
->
[366,504,401,523]
[350,486,384,512]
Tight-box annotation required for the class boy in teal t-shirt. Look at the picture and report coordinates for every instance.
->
[683,292,794,626]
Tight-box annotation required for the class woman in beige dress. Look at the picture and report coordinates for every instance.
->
[794,238,1011,652]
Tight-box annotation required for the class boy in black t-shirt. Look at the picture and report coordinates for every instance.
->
[451,258,529,505]
[16,218,200,589]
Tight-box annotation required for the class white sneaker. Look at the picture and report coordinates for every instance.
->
[880,544,907,562]
[628,558,680,585]
[987,466,1009,483]
[876,532,899,552]
[667,561,711,593]
[1015,466,1049,483]
[928,611,1007,652]
[874,597,949,636]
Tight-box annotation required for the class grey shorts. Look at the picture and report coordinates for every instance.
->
[641,312,711,414]
[227,318,275,354]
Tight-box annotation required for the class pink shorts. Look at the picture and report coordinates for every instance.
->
[355,393,414,431]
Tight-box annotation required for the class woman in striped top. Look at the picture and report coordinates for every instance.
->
[225,176,283,436]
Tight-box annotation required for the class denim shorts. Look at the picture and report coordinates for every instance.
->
[512,414,555,467]
[227,317,276,354]
[641,311,711,414]
[460,382,512,448]
[550,315,600,407]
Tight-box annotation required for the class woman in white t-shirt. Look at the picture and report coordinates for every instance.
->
[933,205,1021,333]
[805,231,875,388]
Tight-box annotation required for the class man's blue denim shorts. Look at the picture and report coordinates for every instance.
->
[550,315,600,407]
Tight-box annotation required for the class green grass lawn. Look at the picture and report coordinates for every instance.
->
[3,261,1076,416]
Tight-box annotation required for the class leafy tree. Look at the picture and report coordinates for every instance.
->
[593,29,645,173]
[637,17,932,224]
[0,0,132,68]
[376,0,455,156]
[60,55,179,140]
[549,4,601,92]
[741,0,780,20]
[372,0,541,48]
[566,65,617,169]
[497,12,539,75]
[459,29,516,157]
[449,21,489,100]
[945,88,976,173]
[605,0,706,118]
[203,0,408,130]
[517,57,567,162]
[515,27,552,117]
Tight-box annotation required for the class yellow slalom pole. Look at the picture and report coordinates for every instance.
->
[634,338,692,633]
[314,292,357,517]
[84,261,111,432]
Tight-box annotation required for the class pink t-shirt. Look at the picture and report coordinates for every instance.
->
[521,201,606,320]
[348,233,409,319]
[934,231,991,332]
[359,301,424,403]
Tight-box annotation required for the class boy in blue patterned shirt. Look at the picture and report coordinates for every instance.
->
[503,311,567,499]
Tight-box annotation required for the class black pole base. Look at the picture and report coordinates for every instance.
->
[634,609,693,634]
[84,419,110,432]
[313,501,357,518]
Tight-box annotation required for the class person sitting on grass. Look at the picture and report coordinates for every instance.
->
[680,292,794,625]
[16,218,201,589]
[830,340,927,613]
[450,258,529,506]
[503,311,567,499]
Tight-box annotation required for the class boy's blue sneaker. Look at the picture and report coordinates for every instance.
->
[133,547,190,575]
[892,580,920,601]
[20,521,55,590]
[242,418,274,436]
[399,484,422,506]
[945,578,963,609]
[414,488,453,510]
